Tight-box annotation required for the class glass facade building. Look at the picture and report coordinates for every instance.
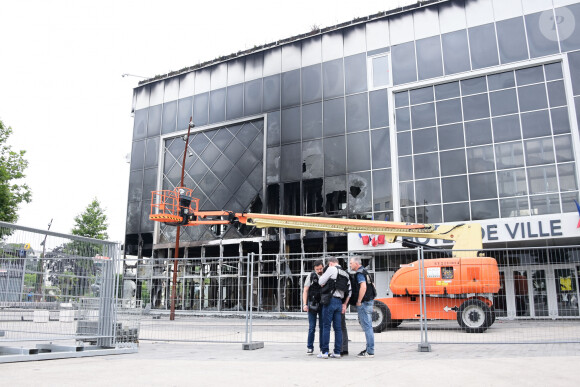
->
[126,0,580,260]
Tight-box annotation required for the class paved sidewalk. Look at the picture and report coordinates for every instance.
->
[2,341,580,386]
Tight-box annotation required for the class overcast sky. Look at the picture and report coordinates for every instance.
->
[0,0,407,242]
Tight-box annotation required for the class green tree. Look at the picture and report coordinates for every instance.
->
[72,198,109,240]
[0,119,31,222]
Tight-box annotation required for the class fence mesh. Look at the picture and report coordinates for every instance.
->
[0,222,137,361]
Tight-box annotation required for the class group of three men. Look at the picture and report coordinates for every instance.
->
[302,256,375,359]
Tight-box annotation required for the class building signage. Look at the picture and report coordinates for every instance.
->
[348,212,580,251]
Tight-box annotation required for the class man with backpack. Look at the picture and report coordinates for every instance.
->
[302,259,324,355]
[349,256,376,358]
[317,257,351,359]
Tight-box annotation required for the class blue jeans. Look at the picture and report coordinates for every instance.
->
[321,297,342,354]
[307,308,322,350]
[357,300,375,355]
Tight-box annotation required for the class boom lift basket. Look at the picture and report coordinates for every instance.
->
[150,187,198,224]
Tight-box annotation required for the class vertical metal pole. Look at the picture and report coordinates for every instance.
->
[249,252,255,342]
[417,247,431,352]
[170,119,194,321]
[244,254,250,344]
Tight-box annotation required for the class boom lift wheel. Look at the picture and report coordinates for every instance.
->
[371,300,389,333]
[457,299,492,333]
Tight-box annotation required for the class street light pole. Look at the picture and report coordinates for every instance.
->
[170,119,194,321]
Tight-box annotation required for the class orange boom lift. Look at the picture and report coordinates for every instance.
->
[150,186,500,333]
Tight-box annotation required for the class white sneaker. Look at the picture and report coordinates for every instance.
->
[329,353,341,359]
[317,352,329,359]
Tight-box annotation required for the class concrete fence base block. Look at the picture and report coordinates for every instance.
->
[242,342,264,350]
[33,310,49,323]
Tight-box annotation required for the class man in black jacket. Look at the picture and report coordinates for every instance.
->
[302,260,324,355]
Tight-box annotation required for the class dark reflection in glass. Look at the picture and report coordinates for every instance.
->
[497,169,527,196]
[488,71,515,91]
[416,36,443,80]
[302,102,322,140]
[396,108,411,131]
[266,147,280,184]
[469,173,498,200]
[347,172,372,214]
[471,200,499,220]
[144,137,159,169]
[490,89,518,117]
[128,170,143,202]
[280,143,301,182]
[516,66,544,86]
[435,82,460,100]
[570,52,580,94]
[442,30,471,75]
[371,128,391,169]
[212,154,234,180]
[558,164,578,191]
[209,88,226,124]
[400,206,415,222]
[369,89,389,129]
[133,109,148,140]
[392,41,417,85]
[267,111,280,146]
[323,98,345,136]
[126,201,141,234]
[399,181,415,207]
[416,205,442,223]
[530,194,561,215]
[492,114,521,142]
[410,87,434,105]
[161,101,177,134]
[561,192,580,212]
[263,74,281,112]
[495,142,525,169]
[528,165,558,194]
[465,119,492,146]
[347,132,371,172]
[397,132,412,156]
[462,94,490,120]
[281,106,300,144]
[525,12,560,58]
[545,63,563,81]
[444,202,470,222]
[131,140,145,170]
[461,77,486,96]
[244,79,262,116]
[140,200,153,232]
[345,53,367,94]
[193,93,209,126]
[440,149,467,176]
[414,153,439,179]
[323,59,344,99]
[436,98,462,125]
[398,156,413,181]
[226,84,243,120]
[372,169,392,211]
[302,64,322,104]
[467,145,495,173]
[324,135,346,176]
[346,93,369,133]
[415,178,441,205]
[411,103,436,129]
[282,69,300,108]
[395,91,409,108]
[521,110,551,138]
[412,127,437,154]
[177,97,193,132]
[438,123,465,150]
[551,107,571,134]
[442,175,468,203]
[518,84,548,112]
[468,23,499,69]
[496,17,528,64]
[547,81,567,107]
[147,104,162,137]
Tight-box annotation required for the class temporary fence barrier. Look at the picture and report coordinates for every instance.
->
[128,246,580,350]
[0,221,138,362]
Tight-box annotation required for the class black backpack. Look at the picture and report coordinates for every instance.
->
[348,269,377,306]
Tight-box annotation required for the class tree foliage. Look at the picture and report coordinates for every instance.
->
[72,198,109,240]
[0,119,31,223]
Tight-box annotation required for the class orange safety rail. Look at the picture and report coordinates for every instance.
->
[149,187,199,223]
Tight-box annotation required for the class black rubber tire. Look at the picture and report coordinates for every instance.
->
[371,300,389,333]
[457,299,492,333]
[489,306,496,326]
